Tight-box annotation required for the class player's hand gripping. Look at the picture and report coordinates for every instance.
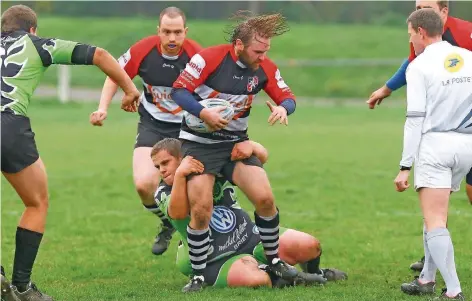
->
[266,101,288,125]
[121,89,141,113]
[394,170,411,192]
[231,140,253,161]
[89,109,108,126]
[200,106,229,132]
[176,156,205,177]
[367,85,392,109]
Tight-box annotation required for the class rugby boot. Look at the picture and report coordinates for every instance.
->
[410,256,425,272]
[433,288,465,300]
[293,272,327,286]
[321,268,348,281]
[13,282,53,301]
[401,276,435,295]
[268,258,299,282]
[181,275,205,293]
[152,225,175,255]
[1,275,20,301]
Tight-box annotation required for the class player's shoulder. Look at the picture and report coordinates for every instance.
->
[260,57,279,74]
[131,35,159,51]
[183,38,203,54]
[197,44,231,59]
[447,16,472,30]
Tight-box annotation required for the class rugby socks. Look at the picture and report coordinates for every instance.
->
[144,204,173,229]
[302,255,322,275]
[12,227,43,292]
[419,224,437,283]
[426,228,462,297]
[187,226,210,277]
[255,211,280,264]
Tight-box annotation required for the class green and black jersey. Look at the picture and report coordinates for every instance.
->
[1,30,95,116]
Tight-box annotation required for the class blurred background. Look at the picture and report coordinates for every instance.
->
[3,1,470,102]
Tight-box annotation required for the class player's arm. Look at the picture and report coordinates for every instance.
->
[400,64,426,169]
[168,157,204,220]
[36,39,139,106]
[170,51,228,131]
[249,141,269,164]
[231,140,269,163]
[91,44,142,126]
[367,44,415,109]
[262,62,296,126]
[386,44,416,92]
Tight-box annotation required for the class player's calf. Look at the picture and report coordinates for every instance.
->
[279,230,321,265]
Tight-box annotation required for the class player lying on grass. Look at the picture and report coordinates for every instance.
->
[151,138,347,289]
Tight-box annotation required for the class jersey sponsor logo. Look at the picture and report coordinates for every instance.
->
[444,53,464,73]
[217,216,249,252]
[118,49,131,68]
[210,206,237,233]
[247,76,259,92]
[275,69,289,89]
[162,63,175,69]
[185,54,205,79]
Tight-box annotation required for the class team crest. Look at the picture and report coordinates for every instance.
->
[444,53,464,73]
[247,76,259,92]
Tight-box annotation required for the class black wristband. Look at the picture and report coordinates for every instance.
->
[400,166,411,171]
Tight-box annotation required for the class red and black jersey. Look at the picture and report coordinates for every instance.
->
[118,36,202,123]
[408,16,472,61]
[173,44,295,143]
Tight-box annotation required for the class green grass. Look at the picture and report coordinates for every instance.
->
[2,100,471,300]
[37,17,409,98]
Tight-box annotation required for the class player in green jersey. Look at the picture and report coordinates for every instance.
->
[1,5,140,301]
[152,138,347,291]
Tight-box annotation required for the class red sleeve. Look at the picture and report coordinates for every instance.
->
[117,36,158,79]
[408,42,417,62]
[182,39,203,57]
[172,45,228,93]
[260,59,296,105]
[449,17,472,51]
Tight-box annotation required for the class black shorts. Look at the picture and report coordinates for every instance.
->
[134,104,181,148]
[466,168,472,186]
[1,112,39,173]
[180,140,262,176]
[203,234,260,286]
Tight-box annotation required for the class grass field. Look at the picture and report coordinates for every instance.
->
[2,100,471,301]
[37,17,409,99]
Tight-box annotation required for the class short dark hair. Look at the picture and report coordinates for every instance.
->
[226,11,290,46]
[159,6,186,27]
[150,138,182,159]
[1,5,37,33]
[437,1,449,9]
[407,8,444,37]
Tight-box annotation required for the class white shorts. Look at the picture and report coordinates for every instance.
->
[415,132,472,192]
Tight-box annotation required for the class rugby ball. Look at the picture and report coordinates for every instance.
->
[184,98,234,133]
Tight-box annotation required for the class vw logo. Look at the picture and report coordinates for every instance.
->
[210,206,236,233]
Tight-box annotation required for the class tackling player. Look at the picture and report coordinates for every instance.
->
[151,138,347,290]
[170,12,298,292]
[90,7,202,256]
[393,9,471,300]
[1,5,140,301]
